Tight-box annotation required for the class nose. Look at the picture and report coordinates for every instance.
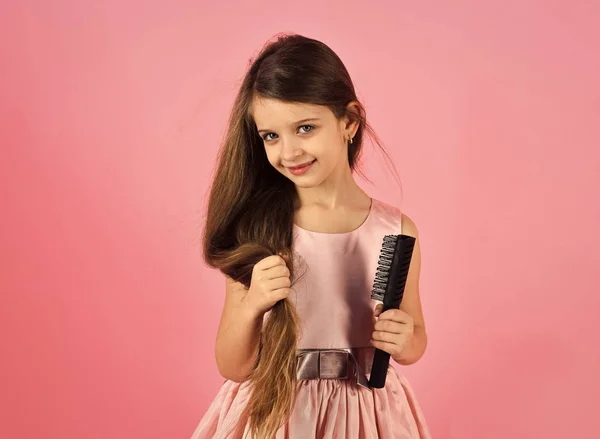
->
[279,138,303,162]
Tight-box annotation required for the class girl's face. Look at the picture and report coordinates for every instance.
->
[251,96,355,188]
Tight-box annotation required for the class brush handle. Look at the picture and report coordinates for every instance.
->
[369,316,394,388]
[370,350,391,388]
[369,301,399,388]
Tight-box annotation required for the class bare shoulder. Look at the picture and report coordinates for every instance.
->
[401,213,419,238]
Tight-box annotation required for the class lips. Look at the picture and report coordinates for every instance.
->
[287,159,316,175]
[288,160,315,170]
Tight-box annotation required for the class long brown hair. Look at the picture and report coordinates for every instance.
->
[202,33,384,438]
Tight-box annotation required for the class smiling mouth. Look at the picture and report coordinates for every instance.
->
[286,159,316,175]
[287,160,316,170]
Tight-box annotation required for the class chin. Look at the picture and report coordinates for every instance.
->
[293,181,318,188]
[291,175,326,188]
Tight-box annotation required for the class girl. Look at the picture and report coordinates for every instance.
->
[192,34,430,439]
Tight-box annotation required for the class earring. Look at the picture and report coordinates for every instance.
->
[348,136,354,145]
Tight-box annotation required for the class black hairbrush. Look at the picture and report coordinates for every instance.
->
[369,234,416,388]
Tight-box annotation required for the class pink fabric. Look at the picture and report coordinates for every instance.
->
[191,199,431,438]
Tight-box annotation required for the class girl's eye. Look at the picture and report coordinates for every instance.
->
[299,125,314,134]
[262,125,315,141]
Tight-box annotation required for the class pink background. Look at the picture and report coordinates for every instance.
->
[1,1,599,438]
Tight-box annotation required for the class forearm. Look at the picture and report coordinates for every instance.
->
[393,325,427,366]
[215,306,264,382]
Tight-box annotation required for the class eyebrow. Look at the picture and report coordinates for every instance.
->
[256,118,321,134]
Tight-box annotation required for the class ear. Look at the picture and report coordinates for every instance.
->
[341,101,362,138]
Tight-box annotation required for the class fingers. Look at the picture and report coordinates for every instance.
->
[245,254,293,315]
[370,339,401,356]
[270,287,291,302]
[254,255,286,271]
[375,308,412,324]
[371,327,410,356]
[268,276,291,290]
[374,318,404,333]
[265,264,290,280]
[371,329,399,343]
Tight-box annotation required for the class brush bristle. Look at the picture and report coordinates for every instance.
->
[371,235,399,302]
[371,234,415,307]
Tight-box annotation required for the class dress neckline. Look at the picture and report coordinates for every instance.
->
[293,198,375,236]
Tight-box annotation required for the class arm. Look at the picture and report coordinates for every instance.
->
[214,255,290,381]
[214,277,264,382]
[371,213,428,365]
[393,213,427,365]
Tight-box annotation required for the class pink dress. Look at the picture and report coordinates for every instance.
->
[191,198,431,438]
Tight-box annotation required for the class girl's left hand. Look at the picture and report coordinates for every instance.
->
[370,304,414,361]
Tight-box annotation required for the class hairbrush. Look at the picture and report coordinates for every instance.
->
[369,234,416,388]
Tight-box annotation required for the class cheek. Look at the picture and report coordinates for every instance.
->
[316,138,345,164]
[263,146,278,166]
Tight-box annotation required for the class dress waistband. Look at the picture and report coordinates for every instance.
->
[296,348,375,391]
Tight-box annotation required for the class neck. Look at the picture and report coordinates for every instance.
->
[295,160,368,211]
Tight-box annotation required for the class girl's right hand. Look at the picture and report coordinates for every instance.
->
[243,254,291,316]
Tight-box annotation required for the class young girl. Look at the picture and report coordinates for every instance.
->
[192,34,430,439]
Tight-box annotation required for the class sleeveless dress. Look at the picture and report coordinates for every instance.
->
[190,198,431,438]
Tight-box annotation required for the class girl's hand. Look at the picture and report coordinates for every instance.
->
[371,304,414,360]
[243,254,291,316]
